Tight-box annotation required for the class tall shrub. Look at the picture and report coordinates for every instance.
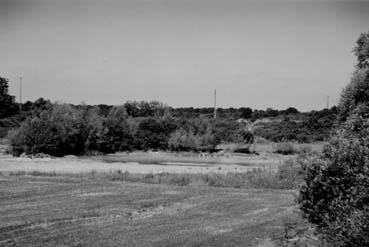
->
[298,31,369,246]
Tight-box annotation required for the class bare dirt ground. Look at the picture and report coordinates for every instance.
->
[0,174,298,247]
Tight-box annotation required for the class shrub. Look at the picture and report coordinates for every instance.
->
[233,145,254,154]
[168,128,197,151]
[8,117,67,156]
[7,105,87,156]
[298,115,369,246]
[168,127,218,152]
[231,129,254,144]
[273,142,296,155]
[298,31,369,246]
[297,144,312,155]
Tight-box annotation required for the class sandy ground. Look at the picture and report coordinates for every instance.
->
[0,152,288,174]
[0,157,275,174]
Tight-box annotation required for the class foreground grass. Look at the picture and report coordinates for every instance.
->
[0,173,299,247]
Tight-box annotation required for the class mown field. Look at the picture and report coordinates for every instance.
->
[0,174,299,247]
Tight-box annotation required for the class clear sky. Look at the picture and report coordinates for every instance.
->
[1,0,369,111]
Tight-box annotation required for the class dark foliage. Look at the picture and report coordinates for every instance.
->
[254,108,337,143]
[298,31,369,246]
[0,77,19,119]
[133,118,175,150]
[298,116,369,246]
[7,104,132,156]
[97,117,132,153]
[354,32,369,69]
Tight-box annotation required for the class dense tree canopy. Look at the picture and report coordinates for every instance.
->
[299,30,369,246]
[0,77,18,118]
[354,32,369,69]
[339,31,369,121]
[339,68,369,121]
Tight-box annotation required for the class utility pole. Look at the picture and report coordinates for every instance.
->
[326,96,329,109]
[19,76,22,112]
[213,89,217,119]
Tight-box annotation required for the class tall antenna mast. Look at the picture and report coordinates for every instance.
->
[213,89,217,119]
[19,76,22,112]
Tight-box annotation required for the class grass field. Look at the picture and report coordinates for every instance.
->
[0,173,299,247]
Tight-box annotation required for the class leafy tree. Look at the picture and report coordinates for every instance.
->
[265,107,279,117]
[284,107,299,115]
[82,106,104,151]
[27,98,53,117]
[0,76,18,118]
[134,118,171,150]
[97,106,132,153]
[123,100,169,117]
[338,68,369,121]
[8,117,64,156]
[299,31,369,246]
[338,31,369,121]
[354,31,369,69]
[298,114,369,246]
[8,104,92,156]
[239,107,253,119]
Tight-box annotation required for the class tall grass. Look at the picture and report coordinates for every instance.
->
[273,142,296,155]
[272,142,313,155]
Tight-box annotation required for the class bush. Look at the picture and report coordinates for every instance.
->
[233,145,254,154]
[297,144,312,155]
[168,128,197,151]
[298,115,369,246]
[7,105,87,156]
[253,114,336,143]
[168,127,218,152]
[273,142,296,155]
[168,118,219,152]
[298,31,369,246]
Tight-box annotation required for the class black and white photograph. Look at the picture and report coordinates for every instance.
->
[1,0,369,246]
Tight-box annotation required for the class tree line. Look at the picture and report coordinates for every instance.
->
[5,103,255,156]
[1,75,337,148]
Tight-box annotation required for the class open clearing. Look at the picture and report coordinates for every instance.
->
[0,149,301,246]
[0,151,291,174]
[0,174,297,247]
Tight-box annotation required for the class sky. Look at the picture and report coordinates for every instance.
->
[1,0,369,111]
